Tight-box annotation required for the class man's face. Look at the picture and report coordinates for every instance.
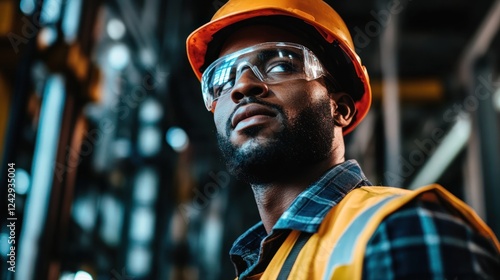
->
[212,25,337,184]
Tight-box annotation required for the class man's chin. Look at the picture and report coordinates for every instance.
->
[229,134,273,152]
[218,135,280,184]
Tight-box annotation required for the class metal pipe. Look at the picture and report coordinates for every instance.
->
[380,2,401,186]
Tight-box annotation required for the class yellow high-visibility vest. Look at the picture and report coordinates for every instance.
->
[239,184,500,280]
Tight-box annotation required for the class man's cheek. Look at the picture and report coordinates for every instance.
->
[214,122,227,139]
[213,111,227,133]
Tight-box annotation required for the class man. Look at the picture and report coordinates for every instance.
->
[186,0,500,279]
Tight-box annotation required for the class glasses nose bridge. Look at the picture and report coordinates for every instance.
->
[228,60,269,103]
[235,61,265,83]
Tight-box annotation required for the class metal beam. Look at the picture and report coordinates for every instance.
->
[456,0,500,230]
[408,115,471,190]
[458,0,500,85]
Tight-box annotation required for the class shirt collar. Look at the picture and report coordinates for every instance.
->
[229,159,372,265]
[273,159,372,232]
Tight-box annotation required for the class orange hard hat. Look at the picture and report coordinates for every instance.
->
[186,0,371,134]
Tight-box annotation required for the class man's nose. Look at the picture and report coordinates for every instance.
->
[230,68,269,104]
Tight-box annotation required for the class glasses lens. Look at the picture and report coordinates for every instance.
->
[201,42,324,111]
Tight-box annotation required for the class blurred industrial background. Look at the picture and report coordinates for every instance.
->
[1,0,500,279]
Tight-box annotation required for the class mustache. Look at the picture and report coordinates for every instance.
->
[225,97,285,137]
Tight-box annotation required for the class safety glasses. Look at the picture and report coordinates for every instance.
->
[201,42,329,111]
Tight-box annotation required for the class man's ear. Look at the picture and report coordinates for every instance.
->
[330,92,356,128]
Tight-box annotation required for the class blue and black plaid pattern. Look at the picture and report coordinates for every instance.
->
[363,199,500,280]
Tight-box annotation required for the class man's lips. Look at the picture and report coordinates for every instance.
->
[231,103,277,129]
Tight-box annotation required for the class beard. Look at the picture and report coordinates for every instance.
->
[217,97,335,184]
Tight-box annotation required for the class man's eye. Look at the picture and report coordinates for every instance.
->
[220,79,235,93]
[267,62,296,74]
[213,79,233,97]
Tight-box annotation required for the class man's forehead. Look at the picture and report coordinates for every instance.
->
[219,24,312,58]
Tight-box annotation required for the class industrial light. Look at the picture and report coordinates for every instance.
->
[74,270,93,280]
[138,126,162,156]
[494,87,500,112]
[62,0,82,42]
[20,0,35,14]
[107,18,126,40]
[15,168,31,195]
[166,126,189,152]
[139,98,163,124]
[107,44,130,71]
[39,26,58,48]
[133,168,158,204]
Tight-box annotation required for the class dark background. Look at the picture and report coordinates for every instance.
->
[1,0,499,279]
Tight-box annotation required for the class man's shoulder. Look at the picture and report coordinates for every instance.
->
[355,183,451,198]
[358,184,497,241]
[351,184,477,221]
[345,183,500,253]
[363,191,500,279]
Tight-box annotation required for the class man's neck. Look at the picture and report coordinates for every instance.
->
[251,156,344,233]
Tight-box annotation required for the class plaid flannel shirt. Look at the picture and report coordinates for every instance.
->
[229,160,500,279]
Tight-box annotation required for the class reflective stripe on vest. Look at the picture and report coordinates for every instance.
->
[322,195,399,280]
